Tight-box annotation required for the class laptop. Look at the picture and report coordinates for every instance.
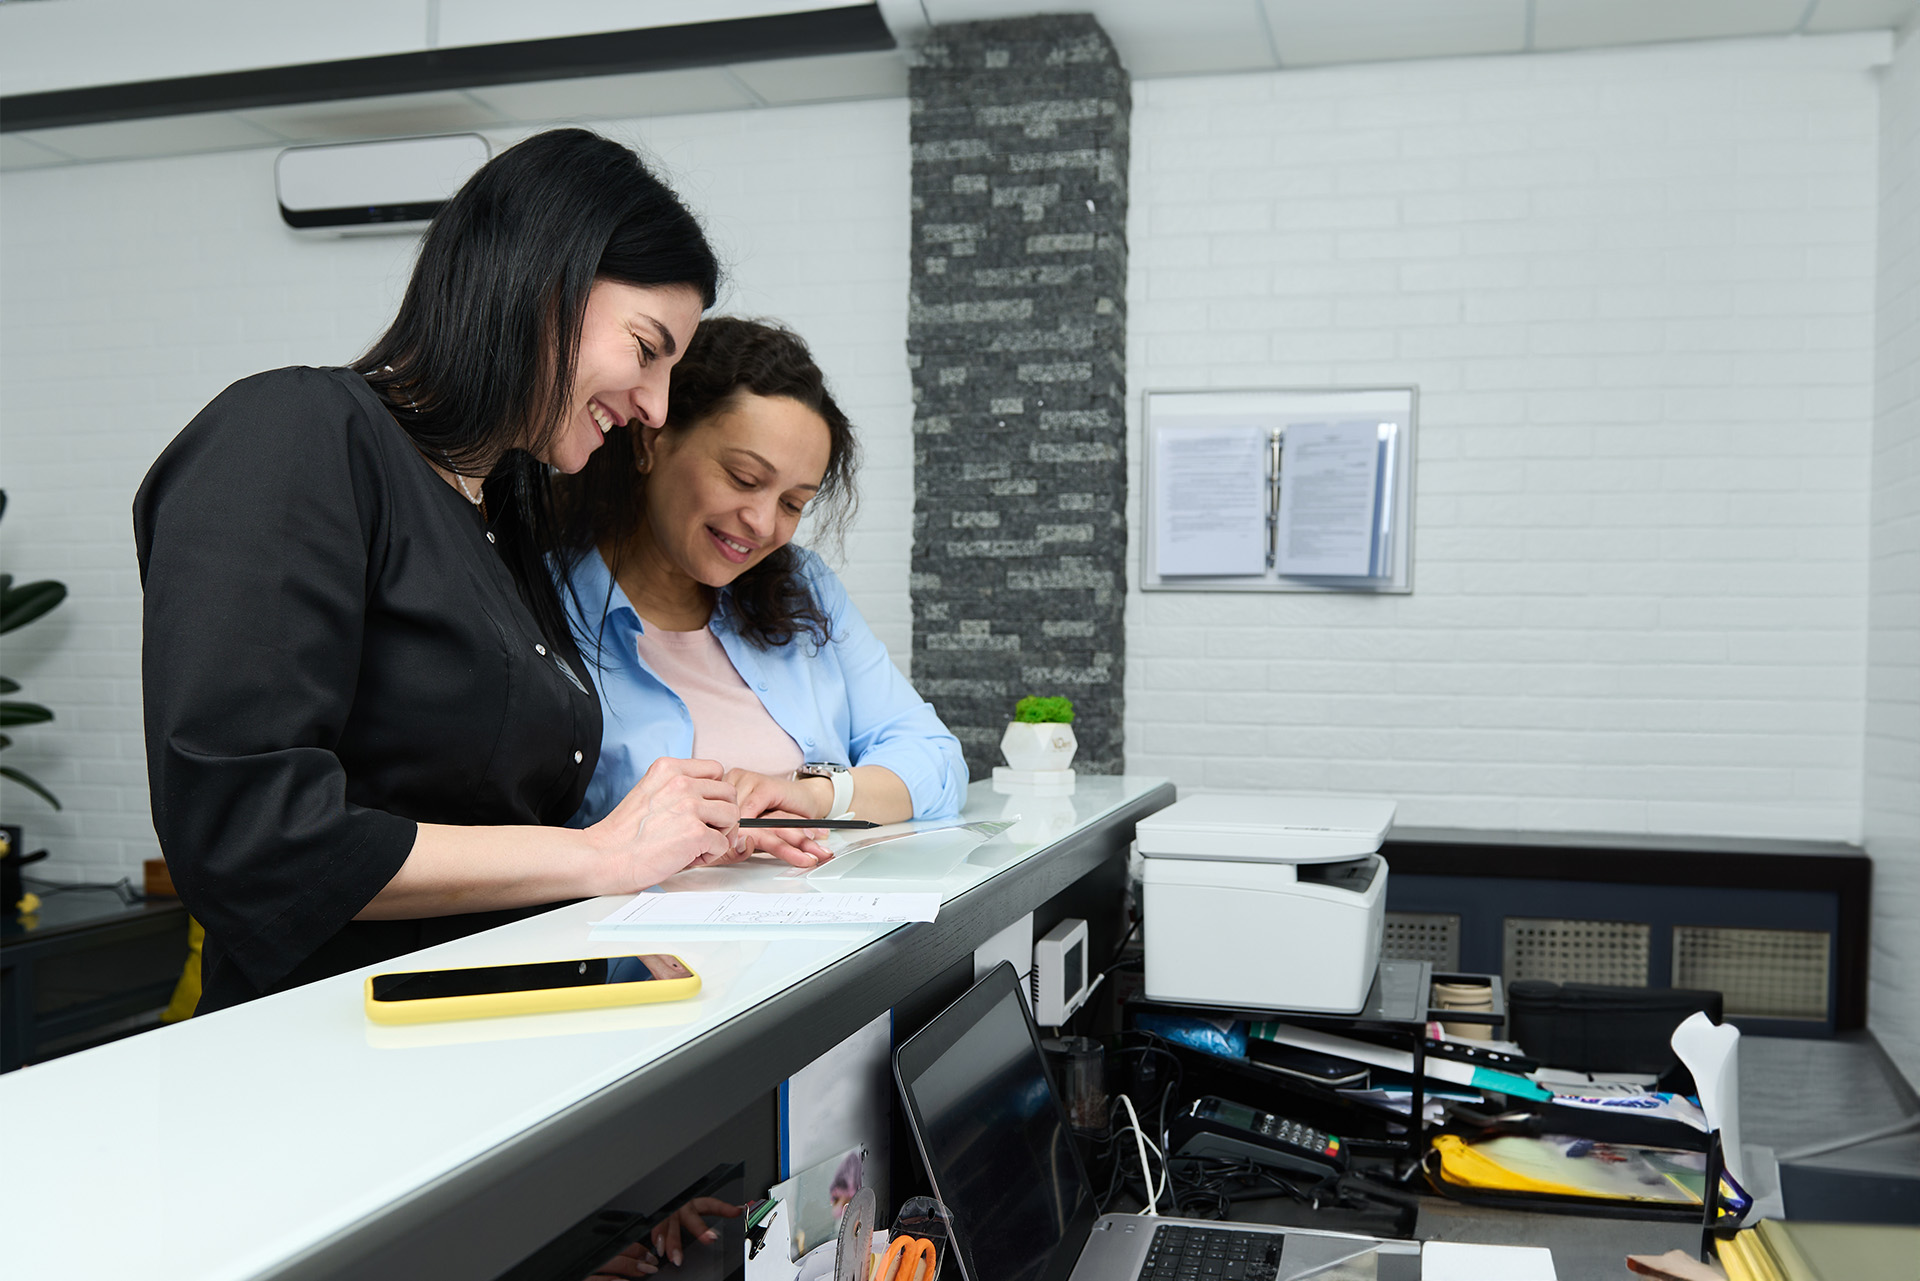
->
[893,962,1423,1281]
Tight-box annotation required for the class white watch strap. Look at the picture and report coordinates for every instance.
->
[825,768,855,820]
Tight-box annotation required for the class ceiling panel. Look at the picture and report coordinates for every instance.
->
[0,0,428,98]
[1802,0,1920,32]
[1532,0,1809,51]
[729,49,909,104]
[1262,0,1529,68]
[235,92,509,144]
[918,0,1281,78]
[436,0,863,47]
[12,111,285,164]
[463,68,759,123]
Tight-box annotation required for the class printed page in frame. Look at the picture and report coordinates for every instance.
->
[1153,421,1268,576]
[1276,420,1382,577]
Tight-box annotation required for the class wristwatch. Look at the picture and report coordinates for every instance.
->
[793,762,854,820]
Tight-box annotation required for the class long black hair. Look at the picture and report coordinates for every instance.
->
[355,128,719,659]
[559,317,859,651]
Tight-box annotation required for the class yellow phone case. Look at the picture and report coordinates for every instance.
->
[363,955,701,1025]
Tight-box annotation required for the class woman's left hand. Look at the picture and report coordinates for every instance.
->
[712,768,833,868]
[585,1239,661,1278]
[583,1197,742,1276]
[649,1196,742,1269]
[725,768,828,820]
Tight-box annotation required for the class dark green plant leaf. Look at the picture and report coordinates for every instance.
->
[0,676,17,694]
[1,702,54,728]
[0,733,11,750]
[0,579,66,634]
[0,765,62,811]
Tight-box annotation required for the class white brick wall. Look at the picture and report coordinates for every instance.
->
[0,98,911,884]
[2,33,1913,981]
[1125,35,1889,841]
[1867,25,1920,1083]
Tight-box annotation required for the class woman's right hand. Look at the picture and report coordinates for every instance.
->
[587,757,743,890]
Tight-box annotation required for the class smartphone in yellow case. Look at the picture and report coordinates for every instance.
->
[364,953,700,1025]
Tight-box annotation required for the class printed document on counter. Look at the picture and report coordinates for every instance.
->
[592,891,940,929]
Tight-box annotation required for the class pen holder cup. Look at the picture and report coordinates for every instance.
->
[885,1196,952,1280]
[1432,979,1494,1042]
[1042,1035,1108,1132]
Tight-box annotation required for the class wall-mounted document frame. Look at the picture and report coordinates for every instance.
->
[1141,387,1416,594]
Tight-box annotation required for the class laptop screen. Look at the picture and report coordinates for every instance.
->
[894,963,1098,1281]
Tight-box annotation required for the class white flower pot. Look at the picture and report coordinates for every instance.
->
[1000,720,1078,772]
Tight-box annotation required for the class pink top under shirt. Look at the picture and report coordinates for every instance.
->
[632,622,805,778]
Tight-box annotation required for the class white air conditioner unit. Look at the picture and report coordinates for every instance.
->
[274,134,491,236]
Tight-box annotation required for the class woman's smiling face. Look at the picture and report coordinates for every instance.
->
[638,393,832,589]
[538,280,705,475]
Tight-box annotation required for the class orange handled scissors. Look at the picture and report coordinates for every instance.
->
[876,1235,936,1281]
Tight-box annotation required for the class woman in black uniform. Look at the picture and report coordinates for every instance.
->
[135,129,786,1014]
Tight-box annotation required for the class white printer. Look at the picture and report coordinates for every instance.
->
[1138,794,1396,1015]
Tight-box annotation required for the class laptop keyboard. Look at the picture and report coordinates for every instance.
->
[1139,1224,1282,1280]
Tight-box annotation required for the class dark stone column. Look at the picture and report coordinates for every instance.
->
[907,15,1130,778]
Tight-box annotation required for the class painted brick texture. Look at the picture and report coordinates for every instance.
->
[1125,35,1888,839]
[0,100,913,884]
[907,15,1131,776]
[1867,26,1920,1083]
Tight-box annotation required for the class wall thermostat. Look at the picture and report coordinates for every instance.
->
[1032,918,1091,1026]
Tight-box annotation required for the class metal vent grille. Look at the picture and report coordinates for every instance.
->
[1503,917,1649,987]
[1383,912,1461,971]
[1672,926,1830,1021]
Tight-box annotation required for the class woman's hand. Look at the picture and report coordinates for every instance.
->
[585,1239,661,1278]
[723,768,832,869]
[742,821,833,869]
[587,757,743,889]
[582,1197,742,1275]
[726,767,830,820]
[650,1197,743,1268]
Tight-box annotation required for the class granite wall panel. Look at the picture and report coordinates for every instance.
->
[908,15,1130,776]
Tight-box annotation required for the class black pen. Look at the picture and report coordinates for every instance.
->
[738,817,879,829]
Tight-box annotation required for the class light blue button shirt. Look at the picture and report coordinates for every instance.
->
[559,545,968,826]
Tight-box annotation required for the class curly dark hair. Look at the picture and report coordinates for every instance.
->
[558,316,859,650]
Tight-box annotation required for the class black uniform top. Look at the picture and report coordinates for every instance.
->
[134,367,601,1013]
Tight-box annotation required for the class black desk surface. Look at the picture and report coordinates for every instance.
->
[3,884,183,945]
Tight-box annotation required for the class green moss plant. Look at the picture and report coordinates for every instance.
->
[1013,696,1075,725]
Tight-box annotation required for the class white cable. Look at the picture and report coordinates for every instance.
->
[1116,1093,1163,1215]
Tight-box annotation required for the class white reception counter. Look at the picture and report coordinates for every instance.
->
[4,774,1174,1281]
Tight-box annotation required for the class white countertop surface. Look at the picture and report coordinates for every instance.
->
[3,774,1167,1281]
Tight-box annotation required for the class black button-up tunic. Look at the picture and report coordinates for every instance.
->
[135,367,600,1013]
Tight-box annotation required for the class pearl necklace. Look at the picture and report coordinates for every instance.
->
[381,366,485,511]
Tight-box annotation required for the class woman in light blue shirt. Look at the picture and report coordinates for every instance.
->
[556,318,966,857]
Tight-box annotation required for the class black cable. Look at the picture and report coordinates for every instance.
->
[1096,915,1140,983]
[1163,1153,1343,1220]
[1059,915,1144,1037]
[21,875,142,905]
